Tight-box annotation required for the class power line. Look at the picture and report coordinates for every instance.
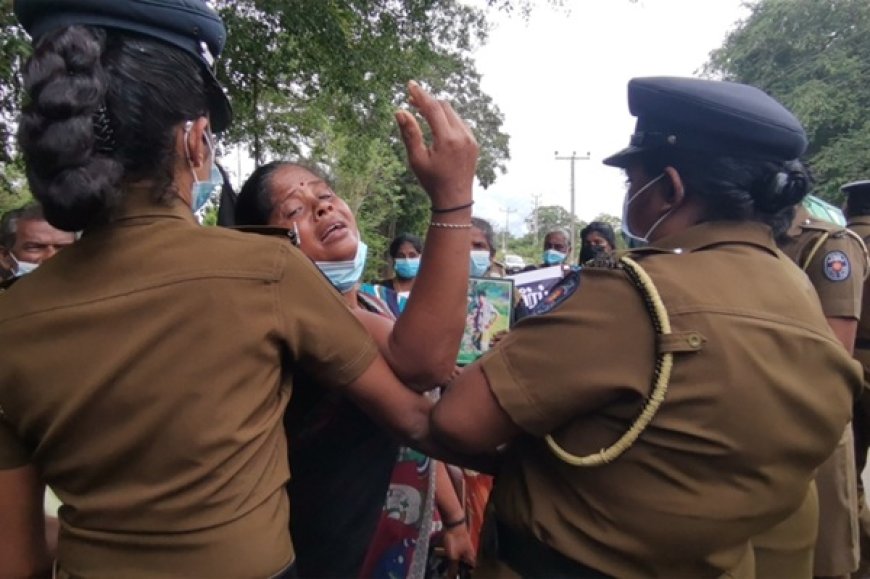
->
[531,193,543,246]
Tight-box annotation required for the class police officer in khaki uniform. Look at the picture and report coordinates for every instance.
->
[0,0,473,577]
[775,200,869,578]
[428,76,862,578]
[843,180,870,577]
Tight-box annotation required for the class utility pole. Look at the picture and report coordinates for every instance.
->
[531,193,542,246]
[500,206,517,257]
[554,150,590,261]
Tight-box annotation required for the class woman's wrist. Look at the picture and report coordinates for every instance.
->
[443,515,467,530]
[432,200,474,214]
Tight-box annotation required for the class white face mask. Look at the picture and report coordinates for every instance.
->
[11,253,39,277]
[621,173,673,246]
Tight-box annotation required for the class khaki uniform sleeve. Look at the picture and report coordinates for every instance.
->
[479,267,656,436]
[806,233,868,319]
[0,415,31,469]
[276,244,378,388]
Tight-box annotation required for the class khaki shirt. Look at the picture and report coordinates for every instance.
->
[778,206,868,320]
[480,221,859,577]
[847,216,870,344]
[0,191,377,578]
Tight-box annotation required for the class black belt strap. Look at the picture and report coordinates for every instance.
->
[495,520,611,578]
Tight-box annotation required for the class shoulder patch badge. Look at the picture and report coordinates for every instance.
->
[823,250,851,282]
[531,270,581,315]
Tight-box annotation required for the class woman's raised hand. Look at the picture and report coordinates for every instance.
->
[395,81,479,210]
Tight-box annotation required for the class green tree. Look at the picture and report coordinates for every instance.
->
[705,0,870,202]
[525,204,584,241]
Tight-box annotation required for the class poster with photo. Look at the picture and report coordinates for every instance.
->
[508,265,566,311]
[457,277,514,366]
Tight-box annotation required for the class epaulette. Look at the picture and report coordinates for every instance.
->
[797,215,844,235]
[799,224,870,273]
[227,225,299,247]
[582,251,620,269]
[612,246,686,262]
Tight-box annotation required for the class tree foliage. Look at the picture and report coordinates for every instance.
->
[525,205,581,238]
[0,1,571,277]
[210,0,516,272]
[705,0,870,202]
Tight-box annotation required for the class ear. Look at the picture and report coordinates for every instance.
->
[182,117,211,169]
[662,166,686,206]
[0,245,12,272]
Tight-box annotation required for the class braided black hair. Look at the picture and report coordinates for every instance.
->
[18,26,210,231]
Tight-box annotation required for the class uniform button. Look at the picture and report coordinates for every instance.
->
[687,333,703,348]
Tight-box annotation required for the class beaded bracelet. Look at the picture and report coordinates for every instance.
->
[443,516,467,530]
[430,221,472,229]
[431,200,474,214]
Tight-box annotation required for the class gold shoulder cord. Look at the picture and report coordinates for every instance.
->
[544,255,674,467]
[800,231,832,272]
[842,229,870,276]
[801,229,870,275]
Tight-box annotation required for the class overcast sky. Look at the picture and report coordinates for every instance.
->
[470,0,750,235]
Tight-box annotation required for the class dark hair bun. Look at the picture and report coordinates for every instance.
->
[752,160,811,214]
[18,25,122,231]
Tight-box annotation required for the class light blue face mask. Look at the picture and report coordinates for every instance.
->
[315,240,368,293]
[542,249,567,265]
[394,257,420,279]
[184,122,222,214]
[191,163,222,214]
[469,250,491,277]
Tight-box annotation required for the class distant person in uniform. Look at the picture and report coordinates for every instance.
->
[0,201,75,287]
[578,221,616,264]
[469,288,500,353]
[0,1,465,577]
[843,179,870,578]
[427,76,861,578]
[772,194,869,579]
[471,216,505,277]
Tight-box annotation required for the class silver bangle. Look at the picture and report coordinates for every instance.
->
[429,221,472,229]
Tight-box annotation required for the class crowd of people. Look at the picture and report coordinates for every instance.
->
[2,1,870,579]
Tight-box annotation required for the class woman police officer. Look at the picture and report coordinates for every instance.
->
[428,76,862,577]
[0,0,477,577]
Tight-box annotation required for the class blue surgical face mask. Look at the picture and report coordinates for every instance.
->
[315,240,368,293]
[469,250,491,277]
[542,249,567,265]
[184,122,222,214]
[621,173,672,247]
[394,257,420,279]
[11,253,39,278]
